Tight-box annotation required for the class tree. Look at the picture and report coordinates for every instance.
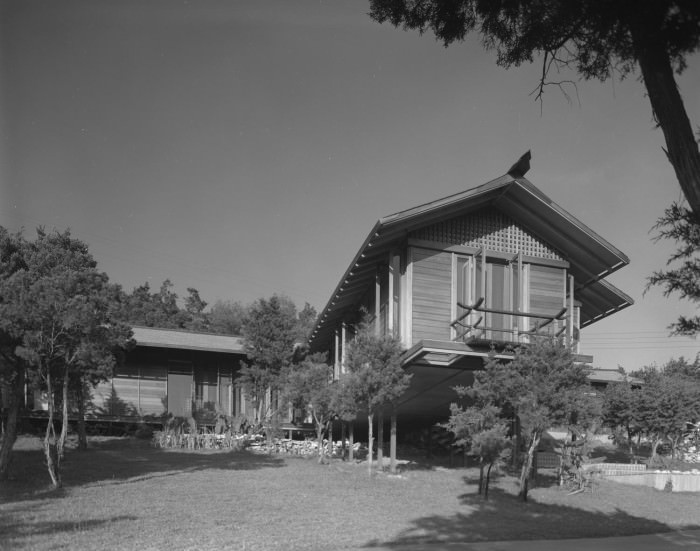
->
[184,287,209,332]
[119,279,191,329]
[209,299,248,335]
[343,315,412,474]
[0,228,30,481]
[444,392,510,500]
[239,295,300,434]
[475,338,597,501]
[648,203,700,335]
[602,376,641,457]
[369,0,700,215]
[0,228,133,487]
[282,354,335,462]
[634,363,700,460]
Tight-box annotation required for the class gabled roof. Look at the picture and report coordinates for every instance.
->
[132,326,245,354]
[309,167,633,351]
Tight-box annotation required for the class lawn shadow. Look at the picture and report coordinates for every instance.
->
[0,436,285,504]
[364,485,697,548]
[0,512,138,545]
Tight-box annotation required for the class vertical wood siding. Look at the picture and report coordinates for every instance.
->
[411,247,453,342]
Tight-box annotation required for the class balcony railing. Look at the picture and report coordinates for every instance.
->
[450,298,578,347]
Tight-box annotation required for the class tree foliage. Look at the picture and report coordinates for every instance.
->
[119,279,190,329]
[282,354,335,462]
[602,376,641,456]
[648,203,700,336]
[444,392,510,500]
[604,358,700,461]
[369,0,700,215]
[343,315,412,474]
[475,338,596,501]
[0,228,132,487]
[208,299,248,335]
[239,295,316,431]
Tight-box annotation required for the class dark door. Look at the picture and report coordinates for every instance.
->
[167,366,192,417]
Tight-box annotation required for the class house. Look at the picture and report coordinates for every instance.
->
[308,153,633,425]
[28,326,253,424]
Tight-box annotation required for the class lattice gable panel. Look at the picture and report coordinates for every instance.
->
[409,206,562,260]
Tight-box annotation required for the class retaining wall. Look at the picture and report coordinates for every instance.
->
[602,469,700,492]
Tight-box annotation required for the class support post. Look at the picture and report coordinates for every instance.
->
[341,322,347,374]
[334,329,340,380]
[390,411,397,474]
[375,269,381,335]
[377,411,384,470]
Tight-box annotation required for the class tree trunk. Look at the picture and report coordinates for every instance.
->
[316,422,325,464]
[485,462,493,500]
[44,370,61,489]
[390,412,397,474]
[0,367,24,481]
[348,422,354,461]
[377,411,384,470]
[57,365,70,462]
[626,423,634,460]
[478,459,485,495]
[651,436,662,462]
[340,421,346,461]
[328,419,334,461]
[511,415,520,469]
[77,380,88,451]
[631,23,700,216]
[518,431,541,502]
[367,412,374,475]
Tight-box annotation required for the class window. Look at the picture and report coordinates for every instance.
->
[454,250,566,343]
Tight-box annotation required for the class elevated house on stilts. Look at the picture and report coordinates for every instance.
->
[307,153,633,454]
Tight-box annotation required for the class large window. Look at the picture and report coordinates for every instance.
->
[454,251,566,343]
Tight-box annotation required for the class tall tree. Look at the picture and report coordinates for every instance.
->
[0,228,30,480]
[344,315,412,474]
[369,0,700,215]
[475,338,597,501]
[0,228,132,487]
[184,287,209,332]
[239,295,299,433]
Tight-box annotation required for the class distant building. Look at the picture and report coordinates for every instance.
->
[29,326,252,423]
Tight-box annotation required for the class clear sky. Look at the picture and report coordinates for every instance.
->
[1,0,699,371]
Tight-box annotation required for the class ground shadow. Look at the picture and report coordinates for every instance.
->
[364,486,700,547]
[0,436,285,504]
[0,513,138,545]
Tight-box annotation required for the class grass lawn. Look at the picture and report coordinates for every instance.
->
[1,436,699,551]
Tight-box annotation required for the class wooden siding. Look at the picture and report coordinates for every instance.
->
[529,264,566,315]
[411,247,453,342]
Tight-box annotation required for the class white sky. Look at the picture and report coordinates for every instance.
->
[1,0,699,371]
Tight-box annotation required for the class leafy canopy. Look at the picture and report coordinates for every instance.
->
[648,203,700,336]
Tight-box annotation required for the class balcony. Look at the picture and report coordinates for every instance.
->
[450,298,580,350]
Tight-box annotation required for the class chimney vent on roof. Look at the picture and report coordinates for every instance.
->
[507,150,531,178]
